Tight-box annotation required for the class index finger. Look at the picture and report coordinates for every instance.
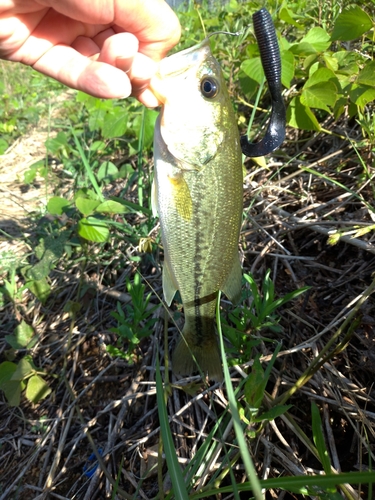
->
[113,0,181,60]
[41,0,181,61]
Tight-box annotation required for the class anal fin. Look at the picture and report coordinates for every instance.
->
[222,254,242,304]
[163,261,178,306]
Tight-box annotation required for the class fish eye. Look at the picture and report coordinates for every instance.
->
[200,77,219,98]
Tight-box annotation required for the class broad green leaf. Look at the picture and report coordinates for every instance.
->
[306,67,338,87]
[11,358,34,381]
[26,278,51,305]
[28,230,71,281]
[300,27,331,53]
[301,81,337,112]
[89,140,106,152]
[47,196,71,215]
[238,70,259,98]
[95,200,128,214]
[45,131,69,154]
[303,54,318,71]
[118,163,134,178]
[78,217,110,242]
[357,61,375,88]
[1,380,22,406]
[281,50,295,88]
[322,54,338,72]
[97,161,119,184]
[26,374,52,403]
[279,4,303,29]
[350,84,375,109]
[287,97,321,131]
[101,107,128,138]
[331,6,373,41]
[5,321,34,349]
[0,361,17,387]
[241,57,264,84]
[74,188,99,201]
[75,197,101,216]
[23,160,45,184]
[289,42,318,56]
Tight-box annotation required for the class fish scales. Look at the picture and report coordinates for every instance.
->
[151,39,243,381]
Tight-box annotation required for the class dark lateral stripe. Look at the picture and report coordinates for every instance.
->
[185,291,218,308]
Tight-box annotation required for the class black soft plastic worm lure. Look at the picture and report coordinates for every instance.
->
[241,8,286,157]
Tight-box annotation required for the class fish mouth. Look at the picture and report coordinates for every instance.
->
[158,38,210,78]
[148,38,211,103]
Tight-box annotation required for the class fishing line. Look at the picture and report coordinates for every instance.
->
[207,29,244,38]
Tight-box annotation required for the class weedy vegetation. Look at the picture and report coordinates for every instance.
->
[1,0,375,498]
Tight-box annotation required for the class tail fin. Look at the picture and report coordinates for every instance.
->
[172,328,223,382]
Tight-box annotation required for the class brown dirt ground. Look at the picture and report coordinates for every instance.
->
[0,101,375,500]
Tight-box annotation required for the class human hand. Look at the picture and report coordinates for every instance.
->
[0,0,181,107]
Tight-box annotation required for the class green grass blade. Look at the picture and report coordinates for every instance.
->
[216,292,264,500]
[311,402,332,475]
[137,106,146,207]
[190,471,375,498]
[70,127,104,202]
[155,354,189,500]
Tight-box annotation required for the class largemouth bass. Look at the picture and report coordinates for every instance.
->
[150,39,243,382]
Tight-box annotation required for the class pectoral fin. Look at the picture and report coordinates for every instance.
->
[169,173,192,221]
[222,255,242,304]
[163,260,178,306]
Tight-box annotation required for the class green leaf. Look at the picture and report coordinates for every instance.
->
[5,321,35,349]
[101,107,128,138]
[47,196,71,215]
[241,57,264,85]
[45,131,69,154]
[0,361,17,387]
[11,358,34,380]
[307,67,338,87]
[89,140,106,152]
[28,230,71,281]
[301,81,337,112]
[77,217,110,242]
[26,374,52,403]
[281,50,295,88]
[287,97,321,131]
[322,54,339,72]
[95,200,128,214]
[357,61,375,88]
[1,380,22,406]
[75,197,101,216]
[279,4,303,29]
[331,6,373,41]
[97,161,119,184]
[26,278,51,304]
[300,27,331,53]
[289,42,318,57]
[350,84,375,109]
[244,355,266,411]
